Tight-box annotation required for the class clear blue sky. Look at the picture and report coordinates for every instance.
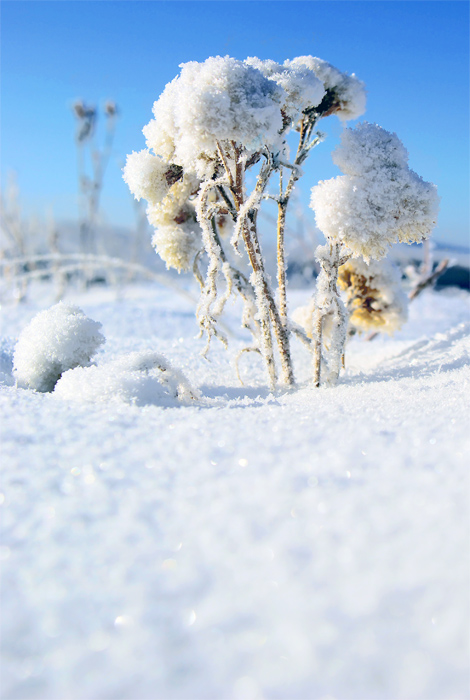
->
[1,1,469,247]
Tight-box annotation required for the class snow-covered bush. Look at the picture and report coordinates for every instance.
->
[309,123,438,385]
[13,302,105,392]
[124,54,439,390]
[338,258,408,335]
[124,54,366,390]
[54,351,199,407]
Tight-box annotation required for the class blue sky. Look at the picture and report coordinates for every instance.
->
[1,1,469,247]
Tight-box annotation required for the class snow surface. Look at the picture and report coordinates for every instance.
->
[1,281,469,700]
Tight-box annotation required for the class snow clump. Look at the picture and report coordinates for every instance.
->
[146,175,202,272]
[142,56,285,179]
[54,351,199,407]
[286,56,367,121]
[310,123,439,260]
[13,303,105,392]
[245,57,326,121]
[122,149,175,205]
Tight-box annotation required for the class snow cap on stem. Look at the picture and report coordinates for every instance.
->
[123,149,177,206]
[143,56,285,179]
[310,123,439,260]
[147,175,202,273]
[245,57,326,121]
[285,56,366,121]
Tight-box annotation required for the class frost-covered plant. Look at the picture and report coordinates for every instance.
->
[54,351,198,406]
[309,123,438,385]
[124,54,365,389]
[13,303,105,392]
[337,258,408,335]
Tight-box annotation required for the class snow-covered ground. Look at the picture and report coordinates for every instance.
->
[1,280,469,700]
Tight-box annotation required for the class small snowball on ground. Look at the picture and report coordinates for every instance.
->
[13,303,105,392]
[54,351,199,407]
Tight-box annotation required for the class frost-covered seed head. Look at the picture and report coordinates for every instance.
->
[147,175,202,272]
[144,56,285,178]
[285,56,366,121]
[13,303,105,392]
[338,258,408,334]
[245,57,325,120]
[332,122,409,176]
[123,149,175,205]
[310,123,439,260]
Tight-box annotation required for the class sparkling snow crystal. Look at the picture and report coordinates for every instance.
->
[13,303,105,392]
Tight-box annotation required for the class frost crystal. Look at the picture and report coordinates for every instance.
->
[13,303,105,392]
[338,258,408,334]
[310,123,439,260]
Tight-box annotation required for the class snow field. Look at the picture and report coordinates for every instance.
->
[0,282,469,699]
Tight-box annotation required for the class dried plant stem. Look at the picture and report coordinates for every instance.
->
[231,148,294,388]
[313,313,323,387]
[277,198,288,323]
[275,116,323,340]
[312,244,350,387]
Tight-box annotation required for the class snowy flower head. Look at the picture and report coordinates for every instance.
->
[123,149,182,206]
[147,175,202,272]
[338,258,408,334]
[143,56,285,178]
[310,123,439,260]
[245,57,325,121]
[286,56,366,121]
[332,122,409,176]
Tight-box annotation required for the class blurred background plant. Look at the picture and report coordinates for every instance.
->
[0,100,193,303]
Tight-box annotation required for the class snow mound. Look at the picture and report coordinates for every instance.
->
[0,337,15,386]
[13,303,105,392]
[53,350,199,407]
